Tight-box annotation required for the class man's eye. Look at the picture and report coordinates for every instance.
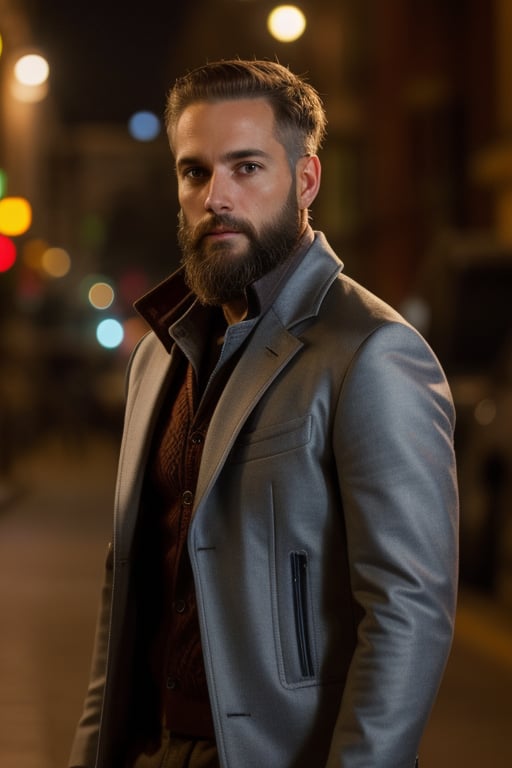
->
[184,167,207,180]
[239,162,260,174]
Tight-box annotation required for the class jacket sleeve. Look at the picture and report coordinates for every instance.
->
[328,321,459,768]
[68,541,113,768]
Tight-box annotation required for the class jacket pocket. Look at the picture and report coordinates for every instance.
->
[229,414,312,463]
[290,551,314,678]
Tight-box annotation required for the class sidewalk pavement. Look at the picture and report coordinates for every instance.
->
[1,432,511,767]
[0,433,116,768]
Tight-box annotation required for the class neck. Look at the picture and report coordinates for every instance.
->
[222,295,248,325]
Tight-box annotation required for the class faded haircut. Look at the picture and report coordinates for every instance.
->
[165,58,327,161]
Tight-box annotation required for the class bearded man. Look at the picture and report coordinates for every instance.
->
[69,59,458,768]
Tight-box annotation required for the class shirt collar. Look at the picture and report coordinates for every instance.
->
[245,225,315,318]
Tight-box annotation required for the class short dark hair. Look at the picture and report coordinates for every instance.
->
[165,59,327,160]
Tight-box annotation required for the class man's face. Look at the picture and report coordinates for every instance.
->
[173,98,303,305]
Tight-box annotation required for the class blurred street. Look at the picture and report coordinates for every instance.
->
[0,433,511,768]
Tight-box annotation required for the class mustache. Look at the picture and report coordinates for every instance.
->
[184,213,255,244]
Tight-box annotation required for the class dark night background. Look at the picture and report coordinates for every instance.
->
[31,1,193,124]
[1,3,512,765]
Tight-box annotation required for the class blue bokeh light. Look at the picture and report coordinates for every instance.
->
[96,318,124,349]
[128,111,161,142]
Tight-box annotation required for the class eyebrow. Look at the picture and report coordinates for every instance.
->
[176,148,271,172]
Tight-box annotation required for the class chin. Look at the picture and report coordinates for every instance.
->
[203,242,250,264]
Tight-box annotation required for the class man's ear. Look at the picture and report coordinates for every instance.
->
[296,155,321,210]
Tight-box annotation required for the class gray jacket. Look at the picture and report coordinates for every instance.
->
[70,232,458,768]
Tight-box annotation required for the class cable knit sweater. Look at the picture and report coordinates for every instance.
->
[132,355,220,745]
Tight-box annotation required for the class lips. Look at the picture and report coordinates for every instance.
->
[195,215,249,244]
[207,227,239,236]
[202,227,242,242]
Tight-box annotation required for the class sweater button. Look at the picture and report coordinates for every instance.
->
[190,432,203,445]
[174,599,186,613]
[166,677,179,690]
[182,490,193,506]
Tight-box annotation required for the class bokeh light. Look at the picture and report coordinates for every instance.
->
[128,111,161,142]
[0,196,32,236]
[0,234,16,272]
[267,5,307,42]
[14,54,49,86]
[474,398,497,427]
[80,273,110,303]
[96,318,124,349]
[41,246,71,278]
[0,168,7,199]
[22,238,48,271]
[89,281,115,309]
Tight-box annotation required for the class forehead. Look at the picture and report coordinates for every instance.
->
[173,98,281,156]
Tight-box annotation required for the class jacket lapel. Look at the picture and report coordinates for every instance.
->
[114,339,179,556]
[194,309,303,510]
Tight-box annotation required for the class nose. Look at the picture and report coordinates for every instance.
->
[204,170,233,214]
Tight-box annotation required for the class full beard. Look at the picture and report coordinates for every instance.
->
[177,187,302,306]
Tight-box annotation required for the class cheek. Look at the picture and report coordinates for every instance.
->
[178,188,203,216]
[250,178,292,214]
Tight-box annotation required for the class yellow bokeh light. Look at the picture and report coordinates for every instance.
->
[41,247,71,278]
[14,54,50,86]
[0,196,32,236]
[88,281,115,309]
[267,5,307,42]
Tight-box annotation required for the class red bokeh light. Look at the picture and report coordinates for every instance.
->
[0,234,16,272]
